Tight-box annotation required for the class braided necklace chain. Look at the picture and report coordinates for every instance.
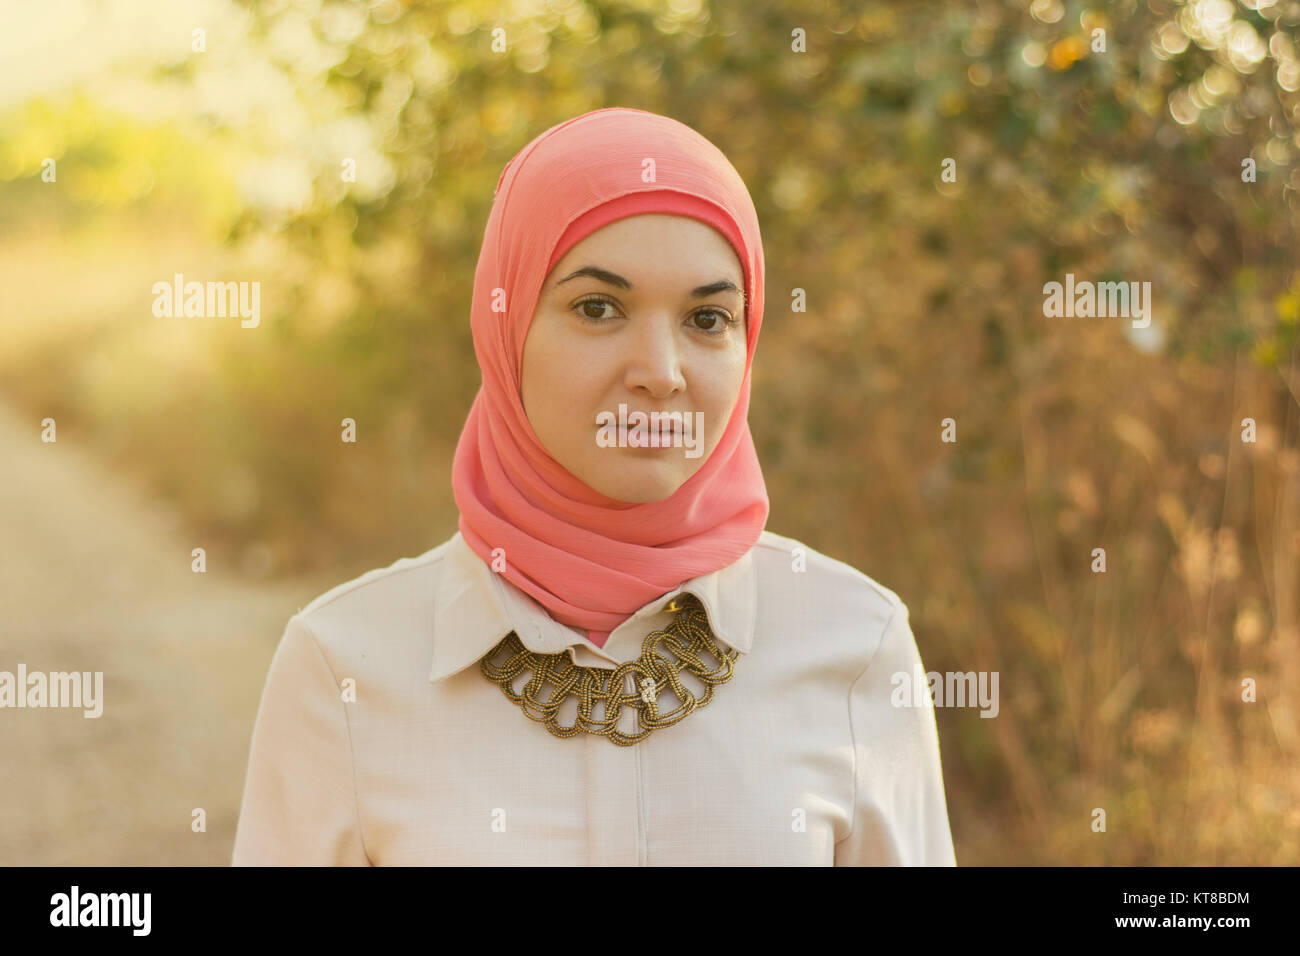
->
[478,593,739,746]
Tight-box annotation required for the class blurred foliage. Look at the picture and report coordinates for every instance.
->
[3,0,1300,863]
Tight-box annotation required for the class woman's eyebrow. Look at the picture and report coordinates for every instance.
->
[554,266,744,299]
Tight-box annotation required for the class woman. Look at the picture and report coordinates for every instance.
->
[232,107,956,866]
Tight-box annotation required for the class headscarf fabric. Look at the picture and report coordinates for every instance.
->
[451,107,769,646]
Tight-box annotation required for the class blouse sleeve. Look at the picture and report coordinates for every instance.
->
[834,602,957,866]
[231,615,370,866]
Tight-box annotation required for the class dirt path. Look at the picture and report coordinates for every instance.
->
[0,395,339,865]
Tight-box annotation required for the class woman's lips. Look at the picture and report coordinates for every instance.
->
[613,423,681,448]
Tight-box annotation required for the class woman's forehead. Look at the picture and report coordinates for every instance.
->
[546,216,744,285]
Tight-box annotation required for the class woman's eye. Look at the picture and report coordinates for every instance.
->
[574,297,618,322]
[691,309,735,334]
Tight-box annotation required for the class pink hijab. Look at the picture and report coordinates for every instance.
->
[451,107,769,646]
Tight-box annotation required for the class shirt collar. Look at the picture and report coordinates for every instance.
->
[428,532,758,684]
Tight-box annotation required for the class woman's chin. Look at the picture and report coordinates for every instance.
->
[582,459,692,504]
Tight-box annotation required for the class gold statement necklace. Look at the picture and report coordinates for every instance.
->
[478,593,738,746]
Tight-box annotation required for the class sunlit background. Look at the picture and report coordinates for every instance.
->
[1,0,1298,865]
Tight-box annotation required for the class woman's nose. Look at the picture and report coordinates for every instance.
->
[624,319,686,398]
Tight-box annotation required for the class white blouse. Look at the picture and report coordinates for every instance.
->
[231,529,957,866]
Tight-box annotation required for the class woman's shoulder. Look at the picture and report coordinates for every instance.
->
[752,529,907,620]
[751,530,913,672]
[283,534,461,655]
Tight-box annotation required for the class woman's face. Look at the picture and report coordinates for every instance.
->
[521,214,749,503]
